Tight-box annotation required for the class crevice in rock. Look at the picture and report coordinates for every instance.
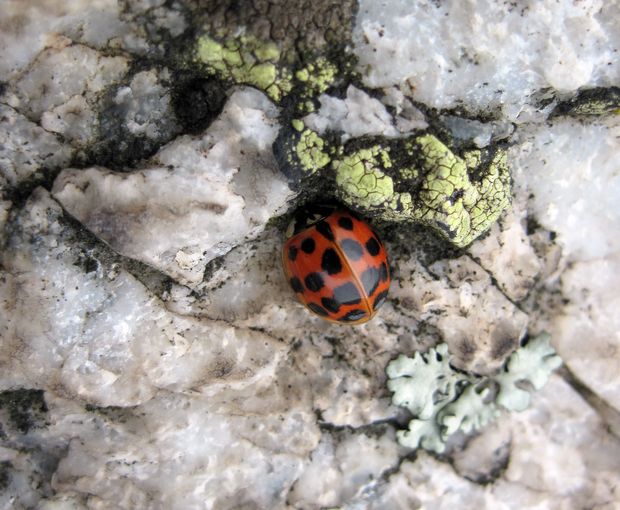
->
[558,365,620,440]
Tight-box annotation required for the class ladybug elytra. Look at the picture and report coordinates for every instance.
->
[282,204,390,325]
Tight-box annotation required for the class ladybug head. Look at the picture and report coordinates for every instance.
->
[285,203,338,239]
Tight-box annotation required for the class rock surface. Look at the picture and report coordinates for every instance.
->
[1,1,619,509]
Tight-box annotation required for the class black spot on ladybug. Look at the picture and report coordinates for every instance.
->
[288,245,298,261]
[339,309,367,322]
[361,266,380,297]
[315,221,334,241]
[338,216,354,230]
[379,262,389,282]
[321,248,342,275]
[333,282,361,305]
[290,277,304,293]
[304,272,324,292]
[301,238,316,254]
[321,297,340,313]
[373,290,388,310]
[308,302,328,317]
[340,239,364,261]
[365,237,381,256]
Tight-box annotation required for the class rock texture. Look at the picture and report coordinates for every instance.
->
[1,0,619,509]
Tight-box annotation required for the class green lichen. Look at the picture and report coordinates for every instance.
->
[333,135,511,247]
[409,135,511,246]
[333,146,413,221]
[194,33,510,247]
[296,128,331,174]
[386,332,561,453]
[294,57,338,96]
[196,35,293,101]
[551,86,620,118]
[274,124,332,184]
[195,34,340,104]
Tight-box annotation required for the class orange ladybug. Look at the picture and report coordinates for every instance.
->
[282,204,390,324]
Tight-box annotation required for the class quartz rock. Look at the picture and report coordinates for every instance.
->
[354,0,620,121]
[1,0,619,508]
[288,430,400,508]
[50,394,315,510]
[512,116,620,412]
[111,69,177,140]
[550,255,620,412]
[513,116,620,261]
[496,375,620,507]
[303,85,400,140]
[0,189,286,406]
[390,252,529,374]
[0,0,140,80]
[1,392,320,509]
[0,104,73,188]
[53,88,293,287]
[13,42,129,122]
[468,206,541,303]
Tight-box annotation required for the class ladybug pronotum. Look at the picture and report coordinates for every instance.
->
[282,204,391,325]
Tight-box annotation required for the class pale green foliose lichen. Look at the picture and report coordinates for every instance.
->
[332,135,511,247]
[386,332,561,453]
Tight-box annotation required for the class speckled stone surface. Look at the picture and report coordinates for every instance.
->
[1,1,619,509]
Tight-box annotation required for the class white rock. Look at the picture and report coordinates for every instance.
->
[0,189,286,406]
[0,199,10,234]
[469,206,541,302]
[14,42,129,120]
[112,69,177,139]
[0,104,73,187]
[496,375,620,507]
[303,85,400,140]
[53,88,293,287]
[36,393,319,510]
[288,431,400,508]
[40,95,97,146]
[442,115,514,148]
[0,0,143,80]
[390,253,529,374]
[511,116,620,412]
[354,0,620,121]
[380,86,429,132]
[550,255,620,412]
[367,453,491,510]
[512,116,620,261]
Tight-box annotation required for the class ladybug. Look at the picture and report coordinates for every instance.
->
[282,204,391,325]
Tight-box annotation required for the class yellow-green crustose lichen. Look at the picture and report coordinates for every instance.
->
[294,57,338,97]
[551,86,620,117]
[333,146,413,221]
[274,124,333,182]
[294,126,331,174]
[333,135,511,247]
[387,332,561,453]
[195,35,338,103]
[194,32,511,248]
[413,135,511,246]
[196,35,293,101]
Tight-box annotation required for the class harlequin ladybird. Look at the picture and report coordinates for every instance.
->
[282,204,390,325]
